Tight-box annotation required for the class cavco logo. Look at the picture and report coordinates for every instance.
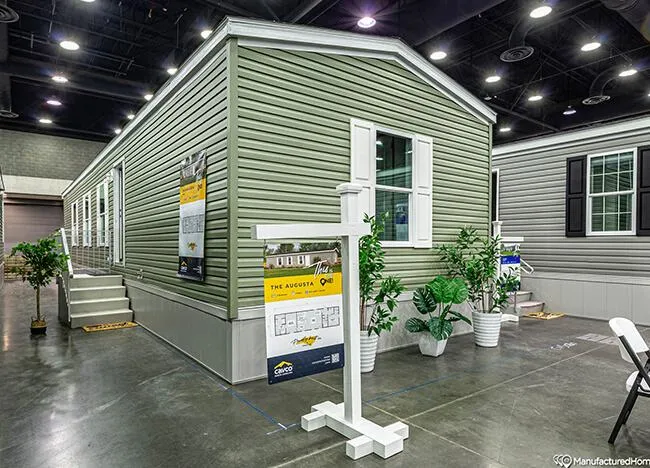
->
[273,360,294,377]
[292,335,320,347]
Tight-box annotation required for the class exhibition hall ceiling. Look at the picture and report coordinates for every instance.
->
[0,0,648,142]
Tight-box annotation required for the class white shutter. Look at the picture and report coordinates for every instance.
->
[413,134,433,248]
[350,119,375,219]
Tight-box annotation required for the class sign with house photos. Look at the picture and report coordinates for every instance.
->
[177,150,207,281]
[264,242,345,384]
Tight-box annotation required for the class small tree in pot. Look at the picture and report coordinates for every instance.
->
[359,213,405,372]
[11,236,69,335]
[405,275,471,357]
[439,227,518,347]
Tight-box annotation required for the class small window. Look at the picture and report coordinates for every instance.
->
[82,193,92,247]
[287,256,292,266]
[588,150,636,235]
[298,255,305,265]
[71,201,79,247]
[96,182,108,246]
[376,131,413,242]
[277,257,282,266]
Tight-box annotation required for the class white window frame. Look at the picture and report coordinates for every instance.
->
[277,257,282,266]
[96,181,108,246]
[374,125,416,248]
[298,255,305,265]
[82,193,92,247]
[71,201,79,247]
[112,160,126,265]
[287,256,292,266]
[586,147,637,236]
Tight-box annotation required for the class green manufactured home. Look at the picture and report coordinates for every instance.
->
[61,17,496,383]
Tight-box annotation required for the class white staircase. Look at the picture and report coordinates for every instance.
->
[68,274,133,328]
[507,290,545,315]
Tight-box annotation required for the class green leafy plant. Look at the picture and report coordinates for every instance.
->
[439,227,519,314]
[10,236,69,323]
[359,213,405,337]
[405,275,471,340]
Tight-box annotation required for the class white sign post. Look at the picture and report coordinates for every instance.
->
[251,183,409,460]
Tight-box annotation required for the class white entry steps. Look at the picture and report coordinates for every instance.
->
[68,274,133,328]
[507,291,545,314]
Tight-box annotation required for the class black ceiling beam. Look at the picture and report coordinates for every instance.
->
[0,120,112,141]
[489,103,560,132]
[285,0,328,23]
[193,0,262,18]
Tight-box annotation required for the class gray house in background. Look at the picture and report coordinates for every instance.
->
[266,249,339,268]
[493,115,650,325]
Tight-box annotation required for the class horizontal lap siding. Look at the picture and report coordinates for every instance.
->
[494,132,650,276]
[235,46,490,308]
[63,45,230,306]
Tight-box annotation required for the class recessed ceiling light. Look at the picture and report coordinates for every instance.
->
[60,40,80,51]
[79,0,95,2]
[144,93,153,101]
[486,75,501,83]
[167,67,178,75]
[563,106,577,115]
[530,5,552,18]
[619,68,638,77]
[114,128,121,135]
[581,41,601,52]
[357,16,376,29]
[127,113,135,120]
[430,50,447,61]
[499,126,512,133]
[200,29,212,39]
[52,74,68,83]
[46,99,62,106]
[39,118,52,124]
[528,94,543,102]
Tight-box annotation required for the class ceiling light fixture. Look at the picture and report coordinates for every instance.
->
[430,50,447,61]
[499,127,512,133]
[530,5,552,18]
[485,75,501,83]
[79,0,95,2]
[52,74,68,83]
[563,106,577,115]
[46,99,62,106]
[166,67,178,75]
[581,41,601,52]
[357,16,376,29]
[127,113,135,120]
[39,118,52,124]
[619,68,638,77]
[200,29,212,39]
[114,128,121,135]
[144,93,153,101]
[60,40,80,51]
[528,94,543,102]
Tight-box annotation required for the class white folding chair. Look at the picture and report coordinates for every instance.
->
[608,317,650,444]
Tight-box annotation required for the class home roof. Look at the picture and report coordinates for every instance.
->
[63,17,495,197]
[266,249,338,258]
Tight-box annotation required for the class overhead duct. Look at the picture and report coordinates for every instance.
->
[500,18,536,62]
[582,64,648,105]
[600,0,650,42]
[0,0,19,23]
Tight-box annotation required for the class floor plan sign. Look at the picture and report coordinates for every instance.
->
[264,242,344,384]
[177,150,207,281]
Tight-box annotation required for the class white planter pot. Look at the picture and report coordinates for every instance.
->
[360,332,379,373]
[472,311,502,347]
[418,335,447,357]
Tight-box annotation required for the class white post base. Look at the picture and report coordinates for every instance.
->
[501,313,519,323]
[301,401,408,460]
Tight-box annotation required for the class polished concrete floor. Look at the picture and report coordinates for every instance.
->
[1,281,649,468]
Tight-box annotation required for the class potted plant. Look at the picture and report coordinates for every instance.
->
[405,275,471,357]
[10,236,69,335]
[359,213,405,372]
[439,227,518,347]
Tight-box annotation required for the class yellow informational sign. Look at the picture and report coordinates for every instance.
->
[180,179,206,205]
[178,150,207,281]
[264,272,342,303]
[264,242,345,384]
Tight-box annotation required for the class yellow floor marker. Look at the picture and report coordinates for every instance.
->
[525,312,565,320]
[82,322,138,332]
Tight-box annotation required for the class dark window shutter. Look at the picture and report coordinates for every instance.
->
[638,146,650,236]
[566,155,587,237]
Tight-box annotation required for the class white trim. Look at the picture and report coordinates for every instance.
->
[70,200,79,247]
[62,17,494,198]
[81,193,92,247]
[112,161,125,265]
[586,148,637,236]
[96,180,108,246]
[492,168,500,222]
[493,114,650,158]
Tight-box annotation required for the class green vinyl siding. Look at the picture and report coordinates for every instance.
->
[234,46,490,308]
[63,42,231,306]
